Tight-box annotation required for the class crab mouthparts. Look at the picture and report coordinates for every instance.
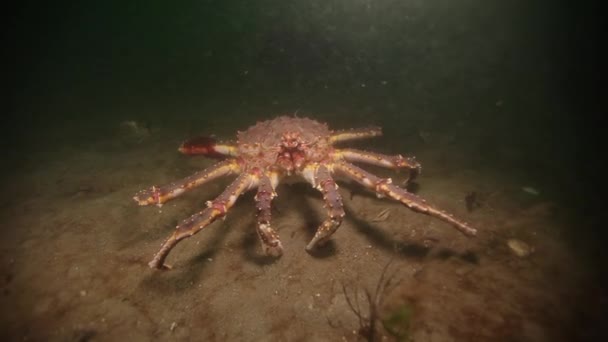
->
[276,148,306,172]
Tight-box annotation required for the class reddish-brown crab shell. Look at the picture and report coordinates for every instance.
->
[134,116,476,270]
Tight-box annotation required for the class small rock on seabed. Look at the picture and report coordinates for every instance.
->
[507,239,534,258]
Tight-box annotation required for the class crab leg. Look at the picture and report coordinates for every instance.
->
[334,148,422,178]
[329,126,382,144]
[254,173,283,257]
[148,172,258,269]
[133,159,241,206]
[333,162,477,236]
[302,164,346,250]
[179,136,238,158]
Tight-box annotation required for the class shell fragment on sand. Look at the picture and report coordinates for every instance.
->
[507,239,534,258]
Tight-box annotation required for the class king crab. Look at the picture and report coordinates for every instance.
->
[134,116,477,270]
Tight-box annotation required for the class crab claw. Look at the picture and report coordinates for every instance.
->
[178,136,224,158]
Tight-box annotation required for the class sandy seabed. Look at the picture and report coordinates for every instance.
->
[0,112,601,342]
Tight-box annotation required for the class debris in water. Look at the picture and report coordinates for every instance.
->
[119,120,151,142]
[465,191,482,212]
[417,130,431,144]
[521,187,540,196]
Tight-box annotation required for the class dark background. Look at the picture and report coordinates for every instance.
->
[2,1,605,338]
[5,0,603,272]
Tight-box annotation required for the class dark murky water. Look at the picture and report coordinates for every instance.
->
[3,1,603,341]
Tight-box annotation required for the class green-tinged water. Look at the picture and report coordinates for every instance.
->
[2,1,603,341]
